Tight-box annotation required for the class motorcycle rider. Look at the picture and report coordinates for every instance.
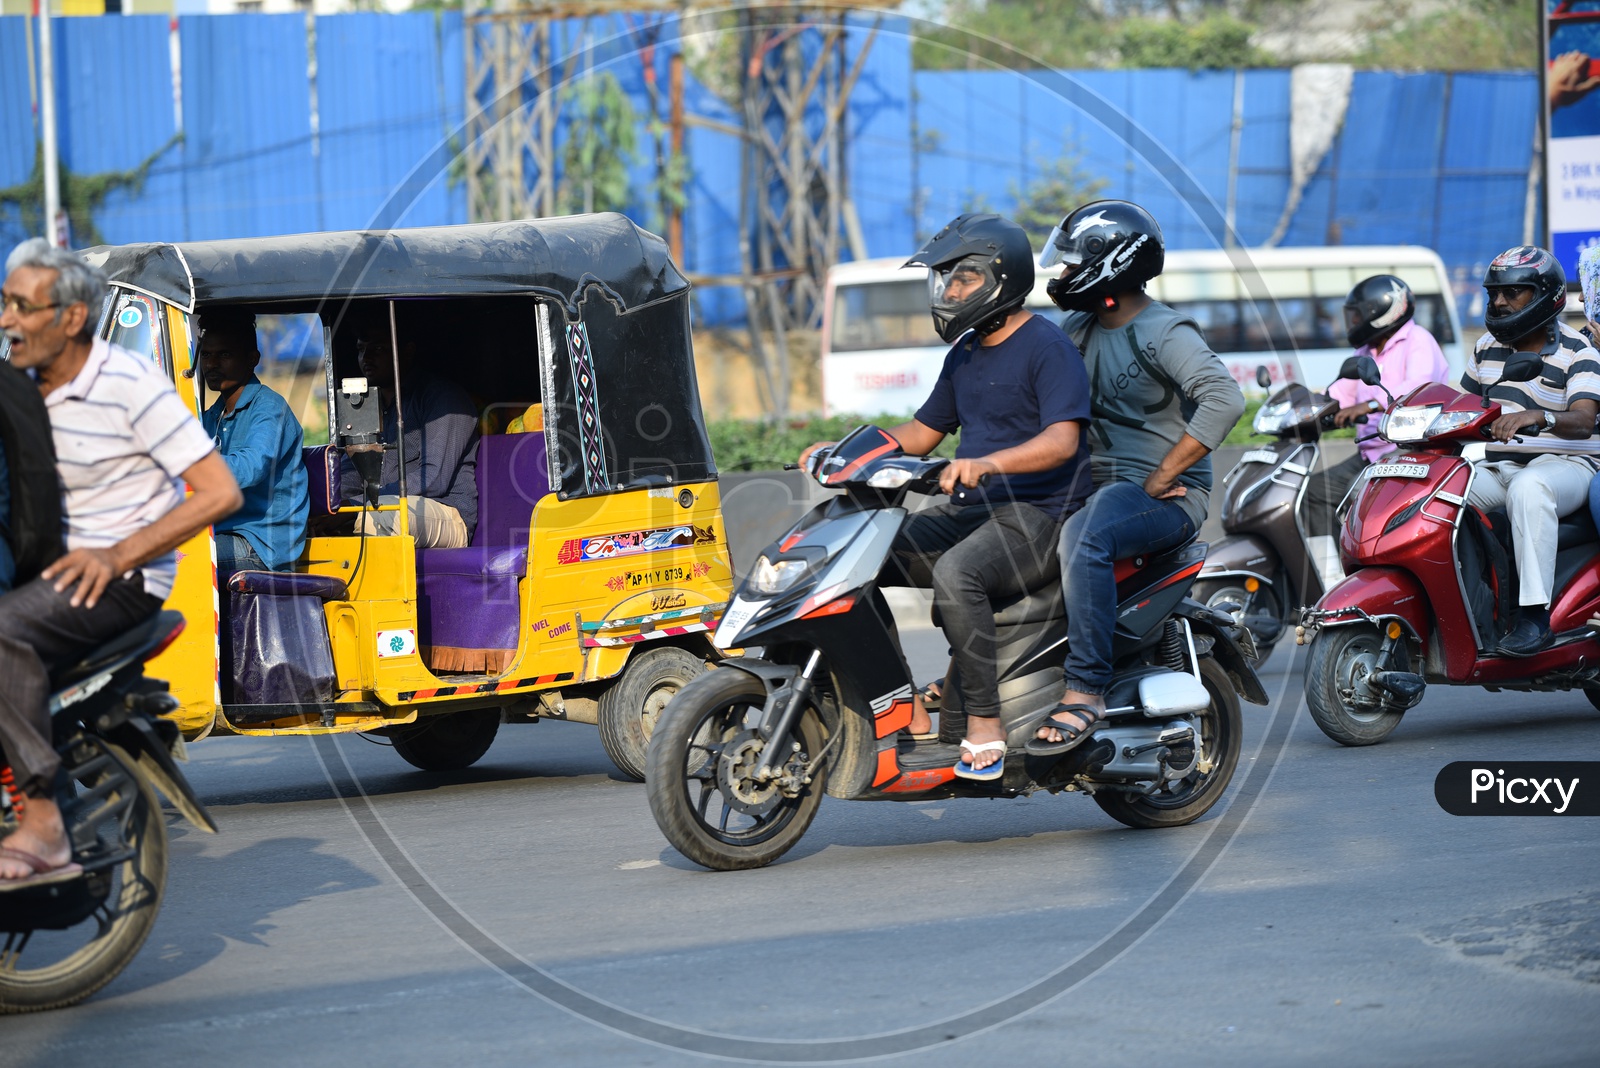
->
[1302,274,1450,585]
[800,213,1093,779]
[1463,245,1600,656]
[0,239,241,890]
[1030,200,1246,753]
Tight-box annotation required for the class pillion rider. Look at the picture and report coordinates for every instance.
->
[1028,200,1247,755]
[800,213,1093,781]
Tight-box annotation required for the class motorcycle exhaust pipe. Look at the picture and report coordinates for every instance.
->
[1366,671,1425,701]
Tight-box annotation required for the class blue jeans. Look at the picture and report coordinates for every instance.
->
[216,532,266,579]
[1059,481,1197,694]
[1588,472,1600,534]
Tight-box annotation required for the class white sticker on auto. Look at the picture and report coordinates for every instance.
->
[377,629,417,658]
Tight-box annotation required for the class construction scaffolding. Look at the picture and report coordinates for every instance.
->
[462,1,884,416]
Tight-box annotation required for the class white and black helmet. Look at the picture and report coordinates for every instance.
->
[1040,200,1165,313]
[1344,274,1414,348]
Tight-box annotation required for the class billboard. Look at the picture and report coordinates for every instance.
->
[1546,1,1600,275]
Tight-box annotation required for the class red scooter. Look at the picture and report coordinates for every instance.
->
[1298,354,1600,745]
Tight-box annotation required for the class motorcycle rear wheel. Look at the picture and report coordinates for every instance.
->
[646,667,827,871]
[1304,623,1404,746]
[0,741,168,1014]
[1093,658,1243,829]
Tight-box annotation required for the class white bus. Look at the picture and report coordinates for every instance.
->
[820,245,1466,416]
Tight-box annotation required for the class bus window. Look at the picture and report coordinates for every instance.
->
[1177,300,1243,353]
[106,292,170,377]
[829,280,941,352]
[1412,294,1457,346]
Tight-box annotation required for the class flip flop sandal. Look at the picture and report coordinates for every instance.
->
[917,678,945,713]
[1024,703,1104,756]
[0,846,84,893]
[953,738,1006,781]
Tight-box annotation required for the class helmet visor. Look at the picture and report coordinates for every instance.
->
[1038,223,1082,269]
[929,254,999,308]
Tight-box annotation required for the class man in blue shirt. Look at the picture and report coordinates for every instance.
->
[803,214,1092,780]
[198,310,309,575]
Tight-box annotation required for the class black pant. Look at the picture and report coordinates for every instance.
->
[881,501,1062,718]
[0,575,162,795]
[1303,454,1369,538]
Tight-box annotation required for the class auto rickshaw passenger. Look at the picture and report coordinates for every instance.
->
[340,310,479,548]
[0,239,241,890]
[198,309,310,575]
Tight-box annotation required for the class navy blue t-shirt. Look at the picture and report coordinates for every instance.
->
[914,314,1093,519]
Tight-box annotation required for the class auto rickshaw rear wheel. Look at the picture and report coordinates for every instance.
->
[390,709,500,771]
[598,645,706,782]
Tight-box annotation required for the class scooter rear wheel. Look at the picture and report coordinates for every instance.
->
[1304,624,1404,746]
[1093,657,1243,829]
[1194,578,1283,657]
[646,667,827,871]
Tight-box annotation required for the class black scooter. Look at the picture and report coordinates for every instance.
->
[645,426,1266,871]
[1,610,217,1014]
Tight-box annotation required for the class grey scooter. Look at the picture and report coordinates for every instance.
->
[1194,363,1372,656]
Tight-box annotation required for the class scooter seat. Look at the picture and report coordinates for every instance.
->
[991,582,1066,626]
[1557,508,1599,551]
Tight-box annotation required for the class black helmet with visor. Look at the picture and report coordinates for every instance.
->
[904,213,1034,344]
[1040,199,1165,313]
[1343,274,1414,348]
[1482,245,1566,346]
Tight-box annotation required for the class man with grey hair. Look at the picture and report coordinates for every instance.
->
[0,238,241,890]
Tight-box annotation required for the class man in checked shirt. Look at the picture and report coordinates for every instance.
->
[1464,246,1600,657]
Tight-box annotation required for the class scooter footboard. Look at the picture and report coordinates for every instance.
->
[1301,567,1432,648]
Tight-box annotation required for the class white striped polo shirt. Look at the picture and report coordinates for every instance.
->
[1461,321,1600,463]
[44,337,216,599]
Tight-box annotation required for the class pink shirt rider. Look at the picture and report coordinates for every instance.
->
[1328,318,1450,464]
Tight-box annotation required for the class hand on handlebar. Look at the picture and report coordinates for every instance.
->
[1488,409,1546,443]
[939,457,998,495]
[798,441,836,468]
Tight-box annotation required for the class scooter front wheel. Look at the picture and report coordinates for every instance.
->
[1304,624,1405,745]
[646,667,827,871]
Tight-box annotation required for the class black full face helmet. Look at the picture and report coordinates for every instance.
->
[1344,274,1414,348]
[1040,199,1165,313]
[1483,245,1566,346]
[904,213,1034,343]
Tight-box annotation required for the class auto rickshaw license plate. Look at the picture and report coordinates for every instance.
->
[1367,463,1428,479]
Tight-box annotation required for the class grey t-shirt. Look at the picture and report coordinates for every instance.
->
[1062,302,1246,528]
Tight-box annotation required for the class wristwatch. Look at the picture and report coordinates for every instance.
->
[1544,410,1557,430]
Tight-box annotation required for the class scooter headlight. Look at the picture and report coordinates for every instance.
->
[1381,404,1442,443]
[866,467,915,489]
[1422,409,1481,438]
[1253,400,1323,435]
[749,554,811,596]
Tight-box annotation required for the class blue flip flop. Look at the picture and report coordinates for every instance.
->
[953,739,1005,781]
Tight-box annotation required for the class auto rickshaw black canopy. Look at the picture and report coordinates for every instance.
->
[85,214,714,497]
[81,213,688,316]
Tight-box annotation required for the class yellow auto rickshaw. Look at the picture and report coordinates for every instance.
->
[81,214,733,779]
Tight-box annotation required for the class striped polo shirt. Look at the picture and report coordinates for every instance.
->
[44,337,216,599]
[1461,321,1600,463]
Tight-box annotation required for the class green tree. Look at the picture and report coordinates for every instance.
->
[1008,151,1109,245]
[1352,0,1537,71]
[558,71,638,216]
[0,136,179,248]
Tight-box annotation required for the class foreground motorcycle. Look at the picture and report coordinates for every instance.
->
[1299,353,1600,745]
[1195,364,1368,656]
[645,426,1266,871]
[1,610,217,1013]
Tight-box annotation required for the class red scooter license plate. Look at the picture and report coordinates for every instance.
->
[1366,463,1429,479]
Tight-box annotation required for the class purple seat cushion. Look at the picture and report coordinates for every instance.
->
[302,445,340,518]
[414,433,548,668]
[229,569,349,602]
[473,433,549,548]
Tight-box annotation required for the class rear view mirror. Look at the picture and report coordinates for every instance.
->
[1339,355,1381,386]
[1255,365,1272,389]
[1500,351,1545,383]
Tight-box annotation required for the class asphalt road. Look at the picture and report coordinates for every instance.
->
[7,632,1600,1067]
